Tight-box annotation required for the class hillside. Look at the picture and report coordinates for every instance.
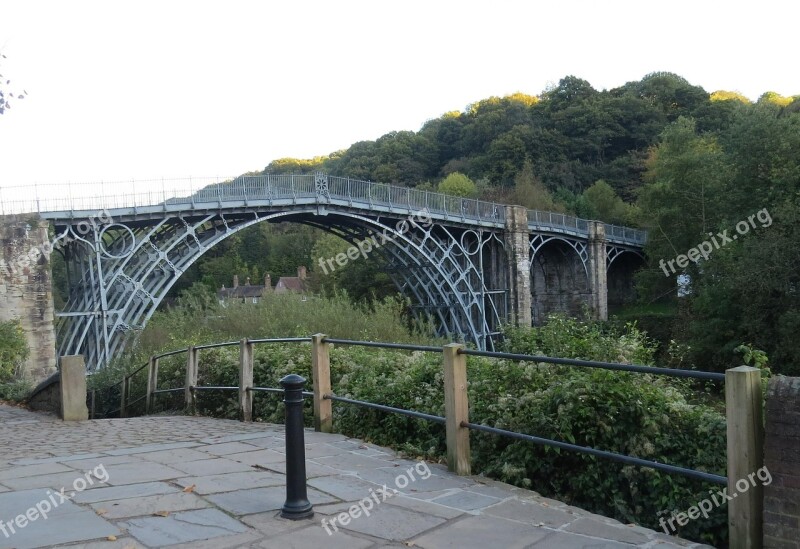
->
[164,72,800,375]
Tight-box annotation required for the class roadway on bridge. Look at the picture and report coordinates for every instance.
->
[0,405,704,548]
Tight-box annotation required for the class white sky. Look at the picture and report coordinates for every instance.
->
[0,0,797,189]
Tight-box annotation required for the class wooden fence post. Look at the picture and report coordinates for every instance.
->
[443,343,471,475]
[146,356,159,414]
[726,366,764,549]
[239,338,254,421]
[185,346,198,413]
[311,334,332,433]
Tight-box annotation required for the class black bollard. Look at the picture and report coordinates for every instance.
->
[279,374,314,520]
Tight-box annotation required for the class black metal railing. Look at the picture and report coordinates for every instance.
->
[92,335,734,488]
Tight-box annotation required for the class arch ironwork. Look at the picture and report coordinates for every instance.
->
[54,208,510,370]
[11,173,648,370]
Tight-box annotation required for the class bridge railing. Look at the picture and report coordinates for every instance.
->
[603,223,648,245]
[527,209,591,233]
[1,174,646,244]
[527,209,647,246]
[95,333,761,540]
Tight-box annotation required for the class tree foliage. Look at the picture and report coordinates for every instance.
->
[0,54,28,116]
[438,172,477,197]
[636,103,800,374]
[173,72,799,375]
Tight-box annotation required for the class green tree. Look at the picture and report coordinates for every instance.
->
[263,157,328,174]
[635,117,730,300]
[438,172,477,197]
[757,91,793,107]
[511,161,561,211]
[710,90,750,103]
[581,180,632,224]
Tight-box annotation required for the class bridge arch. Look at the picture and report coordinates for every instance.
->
[55,207,506,370]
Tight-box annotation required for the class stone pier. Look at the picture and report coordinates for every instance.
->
[504,205,532,328]
[587,221,608,321]
[0,216,57,381]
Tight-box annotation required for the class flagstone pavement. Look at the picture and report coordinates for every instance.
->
[0,404,712,548]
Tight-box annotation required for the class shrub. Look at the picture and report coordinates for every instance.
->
[0,320,29,382]
[0,378,34,401]
[101,310,727,545]
[438,172,478,198]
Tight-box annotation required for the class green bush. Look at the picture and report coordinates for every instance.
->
[0,378,34,401]
[135,291,437,356]
[328,319,727,545]
[0,320,29,382]
[101,310,727,545]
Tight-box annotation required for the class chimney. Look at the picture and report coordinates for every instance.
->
[245,276,251,286]
[297,266,307,280]
[265,273,272,290]
[233,275,239,288]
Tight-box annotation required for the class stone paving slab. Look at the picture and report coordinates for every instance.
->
[0,404,713,548]
[0,488,119,549]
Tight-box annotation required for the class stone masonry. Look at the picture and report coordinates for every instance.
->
[503,205,532,328]
[587,221,608,321]
[763,376,800,548]
[0,216,57,382]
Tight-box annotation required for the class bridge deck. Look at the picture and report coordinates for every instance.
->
[0,405,702,548]
[2,174,646,247]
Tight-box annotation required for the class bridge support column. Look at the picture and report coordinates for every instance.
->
[504,206,531,328]
[587,222,608,321]
[0,217,57,382]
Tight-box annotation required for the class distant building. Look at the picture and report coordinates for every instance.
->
[217,274,272,304]
[275,266,308,294]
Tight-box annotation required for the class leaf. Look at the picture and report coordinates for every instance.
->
[96,508,108,515]
[183,484,196,493]
[107,535,117,541]
[153,510,170,517]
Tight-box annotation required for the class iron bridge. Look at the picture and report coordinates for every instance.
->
[3,173,646,370]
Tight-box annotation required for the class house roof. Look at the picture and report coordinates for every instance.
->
[218,285,266,299]
[275,277,305,292]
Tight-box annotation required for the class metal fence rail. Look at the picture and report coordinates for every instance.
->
[85,334,765,542]
[325,393,446,425]
[459,348,726,381]
[462,421,726,485]
[86,333,766,539]
[101,334,729,482]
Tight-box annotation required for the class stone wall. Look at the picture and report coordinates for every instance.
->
[763,376,800,548]
[0,216,57,382]
[530,240,591,324]
[26,371,61,415]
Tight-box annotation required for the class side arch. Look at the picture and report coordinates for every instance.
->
[606,248,646,312]
[529,235,590,324]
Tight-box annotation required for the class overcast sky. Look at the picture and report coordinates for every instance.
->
[0,0,797,190]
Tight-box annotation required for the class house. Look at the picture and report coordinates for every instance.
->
[217,274,272,304]
[275,266,308,294]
